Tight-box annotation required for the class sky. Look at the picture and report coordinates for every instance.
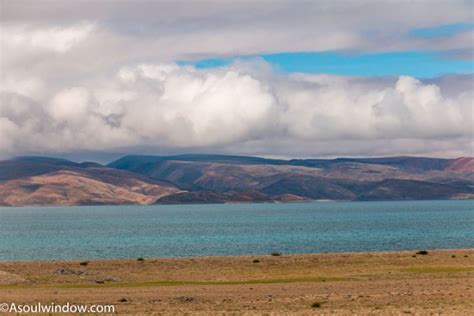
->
[0,0,473,161]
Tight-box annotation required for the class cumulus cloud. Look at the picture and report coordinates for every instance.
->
[0,60,472,159]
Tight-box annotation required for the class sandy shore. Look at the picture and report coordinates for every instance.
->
[1,249,473,315]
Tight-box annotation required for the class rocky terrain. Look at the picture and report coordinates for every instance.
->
[0,155,472,206]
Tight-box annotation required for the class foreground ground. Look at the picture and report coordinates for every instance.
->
[0,249,473,315]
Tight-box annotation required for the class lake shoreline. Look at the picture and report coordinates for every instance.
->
[2,247,474,263]
[2,197,473,208]
[1,249,473,314]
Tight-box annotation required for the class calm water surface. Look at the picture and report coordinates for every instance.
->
[0,200,472,260]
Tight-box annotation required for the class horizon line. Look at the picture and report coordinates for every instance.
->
[6,153,473,165]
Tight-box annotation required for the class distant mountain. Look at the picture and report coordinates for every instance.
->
[0,155,472,206]
[109,154,473,201]
[0,157,180,206]
[108,154,458,171]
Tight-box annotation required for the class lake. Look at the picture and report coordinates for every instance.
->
[0,200,473,260]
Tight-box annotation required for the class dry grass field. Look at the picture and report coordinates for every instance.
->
[1,249,473,315]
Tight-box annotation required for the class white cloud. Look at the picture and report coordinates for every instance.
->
[0,61,472,159]
[2,1,473,61]
[1,22,95,66]
[0,22,96,100]
[0,1,472,159]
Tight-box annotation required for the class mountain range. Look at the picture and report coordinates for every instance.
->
[0,155,472,206]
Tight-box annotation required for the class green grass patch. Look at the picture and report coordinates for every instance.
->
[58,276,345,288]
[0,276,345,290]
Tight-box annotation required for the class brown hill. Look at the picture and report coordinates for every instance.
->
[446,157,474,172]
[0,170,180,207]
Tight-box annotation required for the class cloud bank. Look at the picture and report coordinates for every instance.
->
[1,61,472,159]
[3,0,473,58]
[0,0,472,159]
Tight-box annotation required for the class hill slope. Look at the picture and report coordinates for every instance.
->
[110,154,474,203]
[0,158,180,206]
[0,155,472,206]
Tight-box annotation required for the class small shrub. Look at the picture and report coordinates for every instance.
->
[176,296,194,302]
[452,255,456,258]
[118,298,128,303]
[412,255,416,258]
[253,259,260,263]
[271,252,282,257]
[416,250,428,255]
[79,261,89,266]
[464,255,468,258]
[137,257,145,261]
[311,302,322,308]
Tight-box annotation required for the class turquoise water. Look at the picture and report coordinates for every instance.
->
[0,200,472,260]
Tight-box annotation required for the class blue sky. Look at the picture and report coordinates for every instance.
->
[180,51,473,78]
[178,22,474,78]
